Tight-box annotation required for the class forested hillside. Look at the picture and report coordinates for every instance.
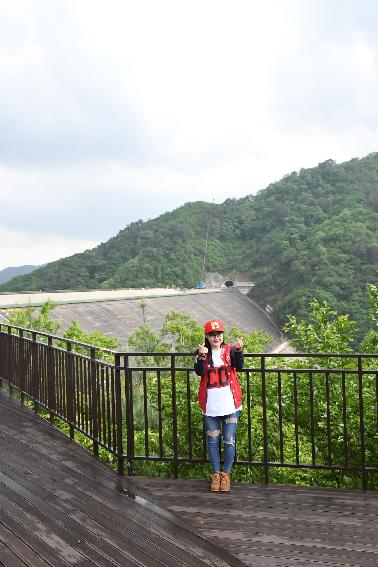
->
[2,154,377,330]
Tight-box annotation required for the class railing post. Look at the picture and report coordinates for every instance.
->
[0,325,6,389]
[90,348,99,457]
[7,327,13,396]
[31,331,39,412]
[114,353,124,475]
[47,336,56,425]
[0,327,3,389]
[66,342,75,439]
[171,353,178,479]
[261,355,269,484]
[357,356,367,490]
[19,330,25,404]
[125,354,134,475]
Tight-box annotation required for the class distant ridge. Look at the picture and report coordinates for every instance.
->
[0,264,43,285]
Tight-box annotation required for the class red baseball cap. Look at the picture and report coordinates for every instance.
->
[204,319,225,334]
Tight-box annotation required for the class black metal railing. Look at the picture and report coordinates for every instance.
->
[0,324,377,489]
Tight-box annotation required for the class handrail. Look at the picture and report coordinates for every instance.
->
[0,326,377,490]
[2,323,377,358]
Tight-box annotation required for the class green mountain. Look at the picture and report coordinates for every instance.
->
[2,154,377,330]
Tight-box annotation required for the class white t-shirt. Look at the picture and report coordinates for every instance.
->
[205,348,238,416]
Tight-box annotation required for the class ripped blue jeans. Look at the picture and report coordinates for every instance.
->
[204,410,241,473]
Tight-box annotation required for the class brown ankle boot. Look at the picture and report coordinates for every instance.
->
[220,472,230,492]
[210,472,221,492]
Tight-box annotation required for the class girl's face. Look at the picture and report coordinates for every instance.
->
[206,331,223,350]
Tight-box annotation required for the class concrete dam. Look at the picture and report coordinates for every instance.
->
[0,288,287,351]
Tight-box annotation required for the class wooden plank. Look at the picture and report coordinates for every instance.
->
[128,476,378,567]
[0,507,72,567]
[0,442,233,567]
[0,398,239,563]
[0,541,28,567]
[0,522,51,567]
[0,470,169,567]
[0,390,243,567]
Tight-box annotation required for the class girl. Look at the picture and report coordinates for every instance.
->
[194,319,244,492]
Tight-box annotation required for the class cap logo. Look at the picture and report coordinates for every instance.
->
[210,321,219,330]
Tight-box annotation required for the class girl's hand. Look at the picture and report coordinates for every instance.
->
[198,343,208,355]
[234,337,244,350]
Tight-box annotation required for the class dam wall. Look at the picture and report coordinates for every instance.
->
[0,288,284,350]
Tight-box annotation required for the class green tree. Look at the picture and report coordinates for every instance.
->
[7,299,60,335]
[62,320,119,362]
[160,309,204,352]
[6,300,119,361]
[282,294,376,488]
[360,283,378,352]
[283,299,357,353]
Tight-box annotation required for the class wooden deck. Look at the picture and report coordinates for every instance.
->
[0,390,243,567]
[128,477,378,567]
[1,390,377,567]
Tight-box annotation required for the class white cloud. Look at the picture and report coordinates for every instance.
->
[0,0,377,271]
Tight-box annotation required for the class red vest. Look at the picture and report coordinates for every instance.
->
[197,343,243,414]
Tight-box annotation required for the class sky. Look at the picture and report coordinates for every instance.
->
[0,0,378,271]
